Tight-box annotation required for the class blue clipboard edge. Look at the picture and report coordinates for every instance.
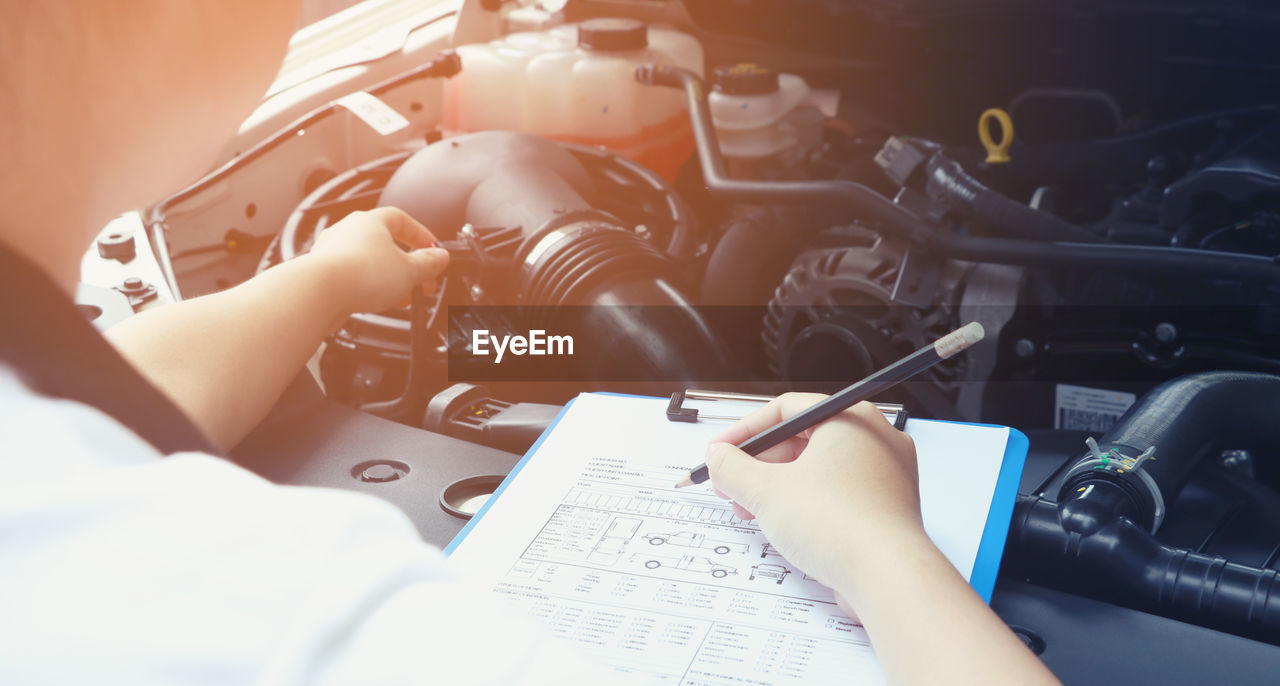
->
[442,396,581,555]
[946,422,1029,603]
[444,394,1031,606]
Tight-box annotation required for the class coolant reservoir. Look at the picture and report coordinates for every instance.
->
[708,64,815,160]
[443,18,703,180]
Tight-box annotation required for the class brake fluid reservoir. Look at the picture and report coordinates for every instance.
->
[708,64,816,160]
[443,18,703,181]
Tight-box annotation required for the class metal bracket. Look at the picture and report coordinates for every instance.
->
[667,389,908,430]
[1066,437,1165,533]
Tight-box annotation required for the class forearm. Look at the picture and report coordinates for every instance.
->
[834,528,1059,686]
[106,254,352,452]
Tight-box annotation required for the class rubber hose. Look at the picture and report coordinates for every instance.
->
[700,211,802,305]
[1005,372,1280,643]
[637,63,1280,285]
[1012,495,1280,644]
[635,64,927,235]
[932,235,1280,285]
[1093,372,1280,510]
[924,155,1103,243]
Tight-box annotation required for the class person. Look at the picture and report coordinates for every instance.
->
[0,2,1058,684]
[706,398,1057,685]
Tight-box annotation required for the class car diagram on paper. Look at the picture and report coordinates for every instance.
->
[642,531,750,555]
[631,552,739,578]
[588,516,642,564]
[750,563,791,584]
[484,451,871,684]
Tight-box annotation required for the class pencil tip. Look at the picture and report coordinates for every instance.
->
[674,477,693,489]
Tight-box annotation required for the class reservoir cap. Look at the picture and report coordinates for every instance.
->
[440,474,507,519]
[578,18,648,51]
[713,63,780,96]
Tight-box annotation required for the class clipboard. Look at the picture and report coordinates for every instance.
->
[665,388,908,431]
[445,392,1028,604]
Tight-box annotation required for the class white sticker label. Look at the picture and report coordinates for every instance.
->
[333,91,410,136]
[1054,384,1136,432]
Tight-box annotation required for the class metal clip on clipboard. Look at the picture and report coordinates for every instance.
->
[666,389,909,430]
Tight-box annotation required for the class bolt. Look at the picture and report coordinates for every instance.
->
[1014,338,1036,358]
[358,462,406,483]
[1220,449,1254,478]
[1221,449,1250,467]
[1154,322,1177,343]
[97,232,136,263]
[122,277,144,290]
[470,284,485,302]
[1012,628,1046,655]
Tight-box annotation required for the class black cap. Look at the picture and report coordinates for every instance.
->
[712,63,780,96]
[578,18,648,51]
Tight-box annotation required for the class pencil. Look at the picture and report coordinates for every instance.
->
[675,322,986,488]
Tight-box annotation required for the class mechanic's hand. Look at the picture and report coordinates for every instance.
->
[306,207,449,315]
[706,395,925,598]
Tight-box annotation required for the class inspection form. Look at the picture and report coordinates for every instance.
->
[447,393,1014,685]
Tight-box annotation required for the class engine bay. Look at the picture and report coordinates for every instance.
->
[79,1,1280,681]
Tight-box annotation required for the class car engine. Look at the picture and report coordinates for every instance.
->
[80,1,1280,681]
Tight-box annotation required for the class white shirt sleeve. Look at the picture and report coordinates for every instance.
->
[0,370,616,685]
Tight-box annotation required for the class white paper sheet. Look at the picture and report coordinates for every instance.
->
[447,393,1010,684]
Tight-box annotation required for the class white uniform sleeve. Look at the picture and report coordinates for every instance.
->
[0,371,620,685]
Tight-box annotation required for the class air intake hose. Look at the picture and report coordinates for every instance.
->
[377,130,733,381]
[1007,372,1280,643]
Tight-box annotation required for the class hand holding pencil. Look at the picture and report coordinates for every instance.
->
[703,395,924,588]
[677,322,984,488]
[696,323,1059,686]
[685,321,986,585]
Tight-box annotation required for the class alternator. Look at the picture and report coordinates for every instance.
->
[762,230,968,416]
